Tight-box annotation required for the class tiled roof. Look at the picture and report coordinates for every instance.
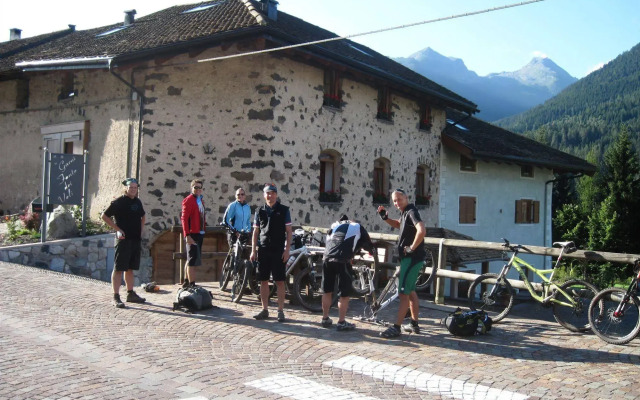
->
[443,108,597,175]
[0,0,476,112]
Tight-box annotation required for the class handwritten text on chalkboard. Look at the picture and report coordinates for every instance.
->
[49,153,83,205]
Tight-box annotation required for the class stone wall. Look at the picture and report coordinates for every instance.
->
[0,234,116,282]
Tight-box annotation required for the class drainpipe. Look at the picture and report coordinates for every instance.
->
[544,172,583,266]
[109,62,145,181]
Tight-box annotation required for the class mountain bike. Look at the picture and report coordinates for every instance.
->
[468,239,598,332]
[291,229,340,312]
[219,224,251,303]
[353,252,439,325]
[588,260,640,345]
[350,248,436,296]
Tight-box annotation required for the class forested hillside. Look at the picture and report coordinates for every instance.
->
[497,42,640,159]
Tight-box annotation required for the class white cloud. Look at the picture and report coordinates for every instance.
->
[585,62,605,76]
[531,51,548,59]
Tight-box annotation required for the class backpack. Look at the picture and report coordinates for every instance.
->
[173,286,215,313]
[442,308,492,336]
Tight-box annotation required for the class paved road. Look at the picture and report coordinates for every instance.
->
[1,261,639,400]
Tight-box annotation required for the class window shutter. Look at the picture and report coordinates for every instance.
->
[533,201,540,223]
[459,196,476,224]
[515,200,523,223]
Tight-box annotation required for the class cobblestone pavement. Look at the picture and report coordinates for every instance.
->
[1,261,639,400]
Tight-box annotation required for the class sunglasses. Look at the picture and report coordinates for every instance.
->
[193,186,203,190]
[237,193,246,196]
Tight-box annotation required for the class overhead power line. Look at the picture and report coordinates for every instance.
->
[198,0,545,64]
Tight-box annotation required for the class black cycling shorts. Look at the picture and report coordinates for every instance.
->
[257,248,286,282]
[321,260,352,297]
[186,233,204,267]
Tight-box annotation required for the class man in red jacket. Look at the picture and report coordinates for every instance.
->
[181,179,206,288]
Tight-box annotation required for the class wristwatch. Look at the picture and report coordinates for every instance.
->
[404,246,413,254]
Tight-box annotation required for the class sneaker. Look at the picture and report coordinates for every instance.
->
[181,279,190,289]
[126,291,146,304]
[402,323,420,334]
[321,317,333,328]
[254,309,269,320]
[336,321,355,331]
[380,325,401,338]
[113,295,125,309]
[277,310,286,322]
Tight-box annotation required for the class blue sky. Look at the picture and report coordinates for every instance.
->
[2,0,638,78]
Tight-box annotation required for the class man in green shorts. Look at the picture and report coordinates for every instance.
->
[377,189,426,338]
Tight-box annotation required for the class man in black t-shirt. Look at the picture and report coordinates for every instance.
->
[377,189,426,338]
[250,183,292,322]
[102,178,147,308]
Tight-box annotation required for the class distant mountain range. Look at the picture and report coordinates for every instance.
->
[497,42,640,159]
[395,48,577,121]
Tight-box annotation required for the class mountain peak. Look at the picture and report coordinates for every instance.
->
[491,56,576,92]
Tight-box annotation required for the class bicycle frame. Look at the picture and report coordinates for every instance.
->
[495,245,577,308]
[612,267,640,317]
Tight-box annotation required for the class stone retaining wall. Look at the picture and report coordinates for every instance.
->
[0,234,115,282]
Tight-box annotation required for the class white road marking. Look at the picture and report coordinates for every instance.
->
[245,373,379,400]
[325,355,529,400]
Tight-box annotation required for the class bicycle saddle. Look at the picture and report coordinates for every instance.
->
[553,241,577,253]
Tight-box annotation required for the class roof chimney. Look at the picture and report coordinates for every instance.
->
[260,0,278,21]
[68,24,76,32]
[10,28,22,41]
[124,9,137,26]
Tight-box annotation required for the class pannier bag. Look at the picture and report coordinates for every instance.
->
[442,308,493,336]
[173,286,215,313]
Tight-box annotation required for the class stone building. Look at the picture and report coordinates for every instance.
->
[0,0,477,282]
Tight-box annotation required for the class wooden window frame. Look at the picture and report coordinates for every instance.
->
[373,158,390,204]
[319,150,341,202]
[419,103,433,131]
[459,196,477,224]
[16,78,29,109]
[376,86,392,121]
[415,165,431,205]
[515,199,540,224]
[323,70,342,109]
[58,71,77,101]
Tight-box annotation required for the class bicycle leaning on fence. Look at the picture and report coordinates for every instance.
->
[588,259,640,345]
[467,238,598,332]
[353,250,439,326]
[219,224,251,303]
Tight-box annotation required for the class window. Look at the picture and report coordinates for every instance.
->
[58,72,76,101]
[415,165,431,205]
[41,121,86,155]
[319,150,341,202]
[373,157,390,203]
[521,165,534,178]
[376,86,392,121]
[419,103,432,131]
[16,78,29,109]
[460,155,477,172]
[515,199,540,224]
[459,196,476,224]
[323,70,341,109]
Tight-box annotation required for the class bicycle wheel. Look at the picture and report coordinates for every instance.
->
[294,266,338,312]
[350,261,372,296]
[219,252,233,291]
[467,273,514,323]
[552,279,598,332]
[230,260,250,303]
[247,263,276,298]
[588,287,640,345]
[415,250,437,291]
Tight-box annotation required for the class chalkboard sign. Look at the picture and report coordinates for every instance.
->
[49,153,83,205]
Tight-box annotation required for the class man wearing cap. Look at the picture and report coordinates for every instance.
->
[377,189,426,338]
[101,178,147,308]
[250,183,292,322]
[181,179,206,288]
[321,215,375,331]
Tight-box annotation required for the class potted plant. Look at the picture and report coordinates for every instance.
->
[372,192,389,204]
[415,194,431,206]
[319,190,341,203]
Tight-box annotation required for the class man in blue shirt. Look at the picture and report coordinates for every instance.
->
[222,187,252,247]
[250,184,292,322]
